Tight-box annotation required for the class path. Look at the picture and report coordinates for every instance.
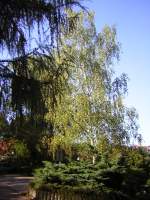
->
[0,174,33,200]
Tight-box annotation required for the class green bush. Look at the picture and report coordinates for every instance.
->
[32,158,150,200]
[13,140,30,161]
[33,161,125,192]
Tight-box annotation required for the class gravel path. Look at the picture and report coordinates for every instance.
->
[0,174,33,200]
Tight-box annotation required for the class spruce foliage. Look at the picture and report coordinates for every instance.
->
[32,149,150,200]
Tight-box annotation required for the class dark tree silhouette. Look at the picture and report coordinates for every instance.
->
[0,0,84,123]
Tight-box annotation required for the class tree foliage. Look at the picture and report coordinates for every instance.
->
[0,0,83,55]
[44,12,141,157]
[0,0,84,125]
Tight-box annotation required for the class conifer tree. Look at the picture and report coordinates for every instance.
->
[0,0,84,123]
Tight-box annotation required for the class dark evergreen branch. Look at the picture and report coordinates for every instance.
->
[0,48,39,63]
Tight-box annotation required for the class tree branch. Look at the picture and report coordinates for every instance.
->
[0,48,39,63]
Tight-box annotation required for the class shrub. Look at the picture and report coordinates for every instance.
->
[13,140,30,161]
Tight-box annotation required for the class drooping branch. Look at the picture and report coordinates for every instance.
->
[0,48,39,63]
[0,0,84,55]
[0,1,85,126]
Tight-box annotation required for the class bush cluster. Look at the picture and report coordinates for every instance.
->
[32,150,150,200]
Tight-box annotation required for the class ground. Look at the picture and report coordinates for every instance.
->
[0,174,33,200]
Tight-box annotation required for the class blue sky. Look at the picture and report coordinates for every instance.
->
[85,0,150,145]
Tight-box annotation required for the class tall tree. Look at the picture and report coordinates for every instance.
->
[45,12,141,158]
[0,0,84,124]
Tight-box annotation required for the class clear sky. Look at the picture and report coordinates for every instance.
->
[85,0,150,145]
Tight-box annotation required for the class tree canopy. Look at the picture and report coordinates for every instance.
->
[44,12,141,158]
[0,0,84,123]
[0,4,141,158]
[0,0,83,55]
